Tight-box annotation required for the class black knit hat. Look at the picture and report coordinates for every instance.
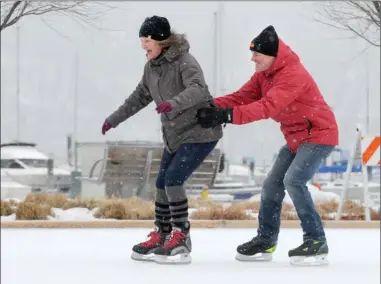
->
[249,25,279,57]
[139,15,171,41]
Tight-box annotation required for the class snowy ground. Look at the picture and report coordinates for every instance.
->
[2,186,378,222]
[1,228,379,284]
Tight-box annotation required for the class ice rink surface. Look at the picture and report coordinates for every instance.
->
[1,228,380,284]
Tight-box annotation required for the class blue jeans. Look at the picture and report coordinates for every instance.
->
[155,141,218,189]
[257,143,335,244]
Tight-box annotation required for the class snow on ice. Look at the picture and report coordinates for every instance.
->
[1,227,379,284]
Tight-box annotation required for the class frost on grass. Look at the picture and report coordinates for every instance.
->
[1,193,379,221]
[16,202,53,220]
[1,200,15,216]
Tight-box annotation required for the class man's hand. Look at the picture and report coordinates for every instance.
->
[196,107,233,128]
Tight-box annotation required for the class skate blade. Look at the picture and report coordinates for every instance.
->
[154,253,192,265]
[235,252,273,262]
[131,252,155,262]
[289,254,329,266]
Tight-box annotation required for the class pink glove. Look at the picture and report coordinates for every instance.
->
[101,120,112,135]
[155,101,173,114]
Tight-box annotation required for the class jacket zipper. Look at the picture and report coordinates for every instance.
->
[156,66,172,152]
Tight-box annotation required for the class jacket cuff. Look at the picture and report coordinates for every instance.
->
[166,99,180,111]
[106,114,120,128]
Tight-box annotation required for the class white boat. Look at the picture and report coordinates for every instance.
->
[1,172,32,200]
[318,179,380,205]
[186,164,263,201]
[1,142,72,193]
[217,163,269,185]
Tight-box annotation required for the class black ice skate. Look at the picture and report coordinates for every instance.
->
[288,239,329,266]
[235,236,277,261]
[154,222,192,265]
[131,222,171,262]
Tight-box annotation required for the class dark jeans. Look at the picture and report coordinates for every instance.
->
[258,143,335,244]
[155,141,218,189]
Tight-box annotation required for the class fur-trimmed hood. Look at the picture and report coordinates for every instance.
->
[150,34,190,65]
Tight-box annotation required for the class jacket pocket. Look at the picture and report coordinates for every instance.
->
[165,109,183,121]
[305,118,312,136]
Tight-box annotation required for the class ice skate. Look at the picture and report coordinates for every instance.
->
[288,240,329,266]
[131,222,171,262]
[235,236,277,262]
[154,222,192,265]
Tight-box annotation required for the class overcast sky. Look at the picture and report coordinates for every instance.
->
[1,1,380,165]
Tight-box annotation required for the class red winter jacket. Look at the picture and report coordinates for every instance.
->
[214,39,339,152]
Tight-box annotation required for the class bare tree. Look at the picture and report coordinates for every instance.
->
[314,1,380,47]
[1,1,113,32]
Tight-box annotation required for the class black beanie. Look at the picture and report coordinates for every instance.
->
[139,15,171,41]
[249,25,279,57]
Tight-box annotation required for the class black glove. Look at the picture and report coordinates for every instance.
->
[196,107,233,128]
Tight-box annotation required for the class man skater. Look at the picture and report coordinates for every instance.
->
[196,25,339,266]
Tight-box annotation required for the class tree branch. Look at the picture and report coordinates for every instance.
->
[314,1,380,47]
[373,1,381,16]
[0,1,115,32]
[349,1,380,28]
[0,1,21,30]
[1,1,29,31]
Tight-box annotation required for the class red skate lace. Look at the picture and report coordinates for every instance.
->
[162,230,186,248]
[141,231,161,248]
